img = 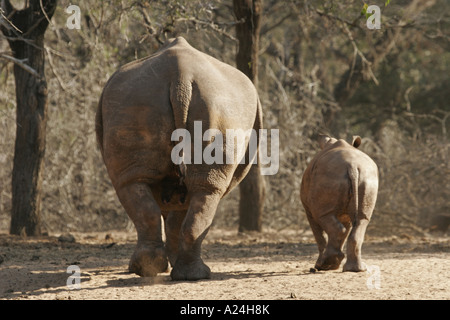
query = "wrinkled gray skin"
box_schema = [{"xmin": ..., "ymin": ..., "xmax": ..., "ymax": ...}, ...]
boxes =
[
  {"xmin": 96, "ymin": 37, "xmax": 262, "ymax": 280},
  {"xmin": 300, "ymin": 135, "xmax": 378, "ymax": 272}
]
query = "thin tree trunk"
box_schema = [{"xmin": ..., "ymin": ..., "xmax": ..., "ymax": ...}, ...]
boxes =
[
  {"xmin": 1, "ymin": 0, "xmax": 57, "ymax": 236},
  {"xmin": 233, "ymin": 0, "xmax": 265, "ymax": 232}
]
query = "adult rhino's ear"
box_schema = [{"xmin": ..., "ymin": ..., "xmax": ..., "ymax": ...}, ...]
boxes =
[
  {"xmin": 318, "ymin": 134, "xmax": 332, "ymax": 150},
  {"xmin": 352, "ymin": 135, "xmax": 362, "ymax": 148}
]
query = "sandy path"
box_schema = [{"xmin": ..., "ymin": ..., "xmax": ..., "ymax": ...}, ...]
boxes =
[{"xmin": 0, "ymin": 229, "xmax": 448, "ymax": 301}]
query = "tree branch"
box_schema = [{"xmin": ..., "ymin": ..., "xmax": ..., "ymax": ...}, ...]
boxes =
[
  {"xmin": 39, "ymin": 0, "xmax": 54, "ymax": 28},
  {"xmin": 0, "ymin": 0, "xmax": 14, "ymax": 16},
  {"xmin": 0, "ymin": 5, "xmax": 22, "ymax": 33},
  {"xmin": 174, "ymin": 16, "xmax": 239, "ymax": 41},
  {"xmin": 261, "ymin": 12, "xmax": 293, "ymax": 35},
  {"xmin": 0, "ymin": 52, "xmax": 41, "ymax": 78}
]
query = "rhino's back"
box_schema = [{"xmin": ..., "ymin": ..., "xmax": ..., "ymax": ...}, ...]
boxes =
[
  {"xmin": 311, "ymin": 146, "xmax": 377, "ymax": 184},
  {"xmin": 301, "ymin": 144, "xmax": 378, "ymax": 213},
  {"xmin": 102, "ymin": 37, "xmax": 257, "ymax": 129},
  {"xmin": 156, "ymin": 37, "xmax": 258, "ymax": 131},
  {"xmin": 98, "ymin": 37, "xmax": 259, "ymax": 188}
]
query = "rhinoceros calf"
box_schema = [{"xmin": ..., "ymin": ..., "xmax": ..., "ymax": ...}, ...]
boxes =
[
  {"xmin": 300, "ymin": 134, "xmax": 378, "ymax": 272},
  {"xmin": 96, "ymin": 37, "xmax": 262, "ymax": 280}
]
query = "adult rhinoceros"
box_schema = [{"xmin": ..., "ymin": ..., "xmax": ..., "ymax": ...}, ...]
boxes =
[{"xmin": 96, "ymin": 37, "xmax": 262, "ymax": 280}]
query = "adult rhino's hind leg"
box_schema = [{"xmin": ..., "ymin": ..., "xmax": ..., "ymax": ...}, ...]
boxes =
[
  {"xmin": 170, "ymin": 191, "xmax": 222, "ymax": 281},
  {"xmin": 163, "ymin": 210, "xmax": 187, "ymax": 267},
  {"xmin": 115, "ymin": 182, "xmax": 168, "ymax": 277}
]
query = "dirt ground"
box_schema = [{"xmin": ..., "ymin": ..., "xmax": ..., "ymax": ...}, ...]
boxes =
[{"xmin": 0, "ymin": 228, "xmax": 448, "ymax": 301}]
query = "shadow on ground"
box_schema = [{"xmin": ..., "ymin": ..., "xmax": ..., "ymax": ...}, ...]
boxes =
[{"xmin": 0, "ymin": 230, "xmax": 448, "ymax": 299}]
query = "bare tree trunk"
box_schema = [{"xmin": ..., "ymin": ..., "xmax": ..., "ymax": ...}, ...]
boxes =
[
  {"xmin": 1, "ymin": 0, "xmax": 57, "ymax": 236},
  {"xmin": 233, "ymin": 0, "xmax": 265, "ymax": 232}
]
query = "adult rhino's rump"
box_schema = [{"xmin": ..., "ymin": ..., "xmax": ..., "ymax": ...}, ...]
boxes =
[{"xmin": 96, "ymin": 37, "xmax": 263, "ymax": 280}]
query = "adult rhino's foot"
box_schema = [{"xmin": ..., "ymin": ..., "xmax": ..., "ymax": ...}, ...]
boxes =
[
  {"xmin": 129, "ymin": 245, "xmax": 168, "ymax": 277},
  {"xmin": 343, "ymin": 260, "xmax": 366, "ymax": 272},
  {"xmin": 170, "ymin": 257, "xmax": 211, "ymax": 281},
  {"xmin": 315, "ymin": 250, "xmax": 344, "ymax": 271}
]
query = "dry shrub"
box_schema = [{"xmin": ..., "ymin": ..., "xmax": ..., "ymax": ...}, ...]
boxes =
[{"xmin": 367, "ymin": 121, "xmax": 450, "ymax": 236}]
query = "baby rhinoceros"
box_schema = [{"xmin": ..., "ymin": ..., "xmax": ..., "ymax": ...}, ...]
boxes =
[{"xmin": 300, "ymin": 134, "xmax": 378, "ymax": 272}]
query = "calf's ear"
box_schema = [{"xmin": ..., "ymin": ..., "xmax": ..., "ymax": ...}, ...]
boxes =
[
  {"xmin": 352, "ymin": 135, "xmax": 362, "ymax": 148},
  {"xmin": 318, "ymin": 134, "xmax": 331, "ymax": 150}
]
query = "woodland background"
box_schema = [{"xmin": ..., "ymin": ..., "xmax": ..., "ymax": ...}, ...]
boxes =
[{"xmin": 0, "ymin": 0, "xmax": 449, "ymax": 237}]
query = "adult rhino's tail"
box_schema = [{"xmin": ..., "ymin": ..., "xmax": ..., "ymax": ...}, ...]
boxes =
[
  {"xmin": 95, "ymin": 89, "xmax": 105, "ymax": 158},
  {"xmin": 169, "ymin": 78, "xmax": 192, "ymax": 177},
  {"xmin": 248, "ymin": 96, "xmax": 263, "ymax": 166},
  {"xmin": 255, "ymin": 97, "xmax": 263, "ymax": 139},
  {"xmin": 169, "ymin": 78, "xmax": 192, "ymax": 132}
]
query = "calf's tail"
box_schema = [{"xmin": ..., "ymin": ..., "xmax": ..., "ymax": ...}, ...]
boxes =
[{"xmin": 348, "ymin": 166, "xmax": 359, "ymax": 223}]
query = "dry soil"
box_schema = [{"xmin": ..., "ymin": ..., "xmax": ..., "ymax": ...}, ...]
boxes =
[{"xmin": 0, "ymin": 228, "xmax": 448, "ymax": 300}]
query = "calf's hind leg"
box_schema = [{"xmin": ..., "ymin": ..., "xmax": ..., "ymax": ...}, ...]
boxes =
[
  {"xmin": 316, "ymin": 214, "xmax": 349, "ymax": 270},
  {"xmin": 343, "ymin": 219, "xmax": 369, "ymax": 272},
  {"xmin": 115, "ymin": 182, "xmax": 168, "ymax": 277},
  {"xmin": 305, "ymin": 209, "xmax": 326, "ymax": 268},
  {"xmin": 343, "ymin": 186, "xmax": 375, "ymax": 272}
]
